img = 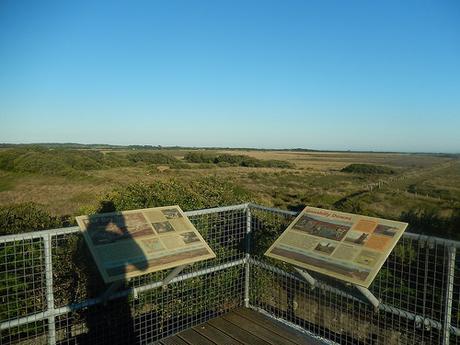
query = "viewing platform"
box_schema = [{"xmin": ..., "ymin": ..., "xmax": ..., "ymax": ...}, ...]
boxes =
[
  {"xmin": 1, "ymin": 203, "xmax": 459, "ymax": 345},
  {"xmin": 156, "ymin": 308, "xmax": 323, "ymax": 345}
]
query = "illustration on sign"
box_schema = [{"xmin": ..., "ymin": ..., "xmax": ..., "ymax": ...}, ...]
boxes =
[
  {"xmin": 76, "ymin": 206, "xmax": 216, "ymax": 283},
  {"xmin": 265, "ymin": 206, "xmax": 408, "ymax": 287}
]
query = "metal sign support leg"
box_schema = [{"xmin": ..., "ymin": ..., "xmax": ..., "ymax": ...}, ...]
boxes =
[
  {"xmin": 354, "ymin": 285, "xmax": 380, "ymax": 309},
  {"xmin": 293, "ymin": 267, "xmax": 316, "ymax": 289},
  {"xmin": 162, "ymin": 264, "xmax": 189, "ymax": 289}
]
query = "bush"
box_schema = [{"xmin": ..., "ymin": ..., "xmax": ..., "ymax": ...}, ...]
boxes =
[
  {"xmin": 341, "ymin": 163, "xmax": 395, "ymax": 175},
  {"xmin": 95, "ymin": 176, "xmax": 252, "ymax": 212},
  {"xmin": 0, "ymin": 203, "xmax": 68, "ymax": 334},
  {"xmin": 0, "ymin": 148, "xmax": 130, "ymax": 176},
  {"xmin": 400, "ymin": 207, "xmax": 460, "ymax": 240},
  {"xmin": 406, "ymin": 183, "xmax": 452, "ymax": 199},
  {"xmin": 183, "ymin": 152, "xmax": 215, "ymax": 164},
  {"xmin": 126, "ymin": 152, "xmax": 179, "ymax": 165},
  {"xmin": 183, "ymin": 152, "xmax": 294, "ymax": 169},
  {"xmin": 0, "ymin": 203, "xmax": 63, "ymax": 235}
]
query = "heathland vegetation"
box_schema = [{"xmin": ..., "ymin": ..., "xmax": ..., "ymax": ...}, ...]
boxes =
[
  {"xmin": 341, "ymin": 163, "xmax": 395, "ymax": 175},
  {"xmin": 0, "ymin": 145, "xmax": 459, "ymax": 239},
  {"xmin": 1, "ymin": 145, "xmax": 459, "ymax": 343}
]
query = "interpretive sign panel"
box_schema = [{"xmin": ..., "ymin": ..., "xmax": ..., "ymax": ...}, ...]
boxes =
[
  {"xmin": 76, "ymin": 206, "xmax": 216, "ymax": 283},
  {"xmin": 265, "ymin": 206, "xmax": 408, "ymax": 287}
]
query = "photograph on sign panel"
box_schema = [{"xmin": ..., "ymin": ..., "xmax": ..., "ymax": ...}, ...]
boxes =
[
  {"xmin": 314, "ymin": 240, "xmax": 337, "ymax": 255},
  {"xmin": 292, "ymin": 214, "xmax": 351, "ymax": 241},
  {"xmin": 84, "ymin": 214, "xmax": 154, "ymax": 246},
  {"xmin": 374, "ymin": 224, "xmax": 398, "ymax": 237},
  {"xmin": 344, "ymin": 230, "xmax": 370, "ymax": 246},
  {"xmin": 152, "ymin": 221, "xmax": 175, "ymax": 233},
  {"xmin": 180, "ymin": 231, "xmax": 201, "ymax": 244},
  {"xmin": 162, "ymin": 208, "xmax": 183, "ymax": 219},
  {"xmin": 270, "ymin": 246, "xmax": 370, "ymax": 282}
]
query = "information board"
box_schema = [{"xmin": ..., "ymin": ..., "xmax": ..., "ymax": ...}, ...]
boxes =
[
  {"xmin": 265, "ymin": 206, "xmax": 408, "ymax": 287},
  {"xmin": 76, "ymin": 206, "xmax": 216, "ymax": 283}
]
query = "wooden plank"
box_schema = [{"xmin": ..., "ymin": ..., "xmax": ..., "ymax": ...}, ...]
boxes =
[
  {"xmin": 159, "ymin": 335, "xmax": 190, "ymax": 345},
  {"xmin": 223, "ymin": 312, "xmax": 298, "ymax": 345},
  {"xmin": 208, "ymin": 317, "xmax": 271, "ymax": 345},
  {"xmin": 193, "ymin": 323, "xmax": 242, "ymax": 345},
  {"xmin": 178, "ymin": 328, "xmax": 216, "ymax": 345},
  {"xmin": 233, "ymin": 309, "xmax": 316, "ymax": 345}
]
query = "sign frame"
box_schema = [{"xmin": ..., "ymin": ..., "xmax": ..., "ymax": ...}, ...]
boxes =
[
  {"xmin": 76, "ymin": 205, "xmax": 216, "ymax": 283},
  {"xmin": 265, "ymin": 206, "xmax": 408, "ymax": 288}
]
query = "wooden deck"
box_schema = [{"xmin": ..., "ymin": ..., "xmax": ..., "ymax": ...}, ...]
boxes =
[{"xmin": 156, "ymin": 308, "xmax": 324, "ymax": 345}]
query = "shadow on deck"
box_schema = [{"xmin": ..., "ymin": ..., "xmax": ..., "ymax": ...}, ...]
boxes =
[{"xmin": 156, "ymin": 308, "xmax": 326, "ymax": 345}]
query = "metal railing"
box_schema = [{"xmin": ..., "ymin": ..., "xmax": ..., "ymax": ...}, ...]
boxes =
[{"xmin": 1, "ymin": 204, "xmax": 459, "ymax": 345}]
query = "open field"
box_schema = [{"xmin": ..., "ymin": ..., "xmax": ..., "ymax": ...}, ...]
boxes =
[{"xmin": 0, "ymin": 146, "xmax": 459, "ymax": 237}]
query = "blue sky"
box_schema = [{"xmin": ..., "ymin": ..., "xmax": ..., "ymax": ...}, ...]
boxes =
[{"xmin": 0, "ymin": 1, "xmax": 459, "ymax": 152}]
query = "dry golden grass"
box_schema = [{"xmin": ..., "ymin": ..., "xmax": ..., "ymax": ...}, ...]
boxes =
[
  {"xmin": 0, "ymin": 149, "xmax": 457, "ymax": 218},
  {"xmin": 216, "ymin": 150, "xmax": 450, "ymax": 171}
]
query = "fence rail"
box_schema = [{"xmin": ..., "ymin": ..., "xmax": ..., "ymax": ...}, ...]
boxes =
[{"xmin": 1, "ymin": 203, "xmax": 459, "ymax": 345}]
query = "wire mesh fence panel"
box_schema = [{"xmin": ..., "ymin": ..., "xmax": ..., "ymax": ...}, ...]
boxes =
[
  {"xmin": 1, "ymin": 320, "xmax": 48, "ymax": 345},
  {"xmin": 0, "ymin": 238, "xmax": 48, "ymax": 345},
  {"xmin": 1, "ymin": 204, "xmax": 459, "ymax": 345},
  {"xmin": 248, "ymin": 205, "xmax": 459, "ymax": 345},
  {"xmin": 1, "ymin": 206, "xmax": 248, "ymax": 345},
  {"xmin": 449, "ymin": 248, "xmax": 460, "ymax": 345}
]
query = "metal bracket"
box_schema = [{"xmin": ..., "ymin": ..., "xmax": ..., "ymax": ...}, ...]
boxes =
[
  {"xmin": 354, "ymin": 284, "xmax": 380, "ymax": 310},
  {"xmin": 292, "ymin": 266, "xmax": 378, "ymax": 308},
  {"xmin": 293, "ymin": 267, "xmax": 316, "ymax": 289},
  {"xmin": 161, "ymin": 264, "xmax": 189, "ymax": 289},
  {"xmin": 102, "ymin": 265, "xmax": 190, "ymax": 304}
]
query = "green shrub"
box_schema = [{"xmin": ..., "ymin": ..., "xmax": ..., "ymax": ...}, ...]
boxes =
[
  {"xmin": 0, "ymin": 203, "xmax": 66, "ymax": 335},
  {"xmin": 183, "ymin": 152, "xmax": 215, "ymax": 163},
  {"xmin": 400, "ymin": 207, "xmax": 460, "ymax": 240},
  {"xmin": 341, "ymin": 163, "xmax": 395, "ymax": 174},
  {"xmin": 407, "ymin": 183, "xmax": 452, "ymax": 199},
  {"xmin": 127, "ymin": 152, "xmax": 179, "ymax": 165},
  {"xmin": 0, "ymin": 203, "xmax": 63, "ymax": 235},
  {"xmin": 96, "ymin": 176, "xmax": 252, "ymax": 212},
  {"xmin": 0, "ymin": 148, "xmax": 130, "ymax": 176},
  {"xmin": 184, "ymin": 152, "xmax": 294, "ymax": 169}
]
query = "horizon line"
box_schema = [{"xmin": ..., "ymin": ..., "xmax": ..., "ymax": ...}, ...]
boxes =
[{"xmin": 0, "ymin": 142, "xmax": 458, "ymax": 156}]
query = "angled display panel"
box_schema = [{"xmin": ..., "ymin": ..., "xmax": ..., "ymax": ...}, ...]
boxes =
[
  {"xmin": 76, "ymin": 205, "xmax": 216, "ymax": 283},
  {"xmin": 265, "ymin": 206, "xmax": 408, "ymax": 287}
]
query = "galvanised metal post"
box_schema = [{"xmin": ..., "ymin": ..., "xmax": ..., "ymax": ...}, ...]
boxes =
[
  {"xmin": 43, "ymin": 234, "xmax": 56, "ymax": 345},
  {"xmin": 442, "ymin": 245, "xmax": 456, "ymax": 345},
  {"xmin": 244, "ymin": 206, "xmax": 251, "ymax": 308}
]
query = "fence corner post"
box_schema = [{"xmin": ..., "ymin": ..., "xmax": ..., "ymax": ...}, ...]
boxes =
[
  {"xmin": 43, "ymin": 234, "xmax": 56, "ymax": 345},
  {"xmin": 442, "ymin": 245, "xmax": 456, "ymax": 345},
  {"xmin": 244, "ymin": 205, "xmax": 252, "ymax": 308}
]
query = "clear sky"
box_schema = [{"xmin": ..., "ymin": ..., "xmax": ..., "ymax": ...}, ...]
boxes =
[{"xmin": 0, "ymin": 1, "xmax": 459, "ymax": 152}]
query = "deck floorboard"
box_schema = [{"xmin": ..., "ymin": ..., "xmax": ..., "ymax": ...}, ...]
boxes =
[{"xmin": 156, "ymin": 308, "xmax": 324, "ymax": 345}]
